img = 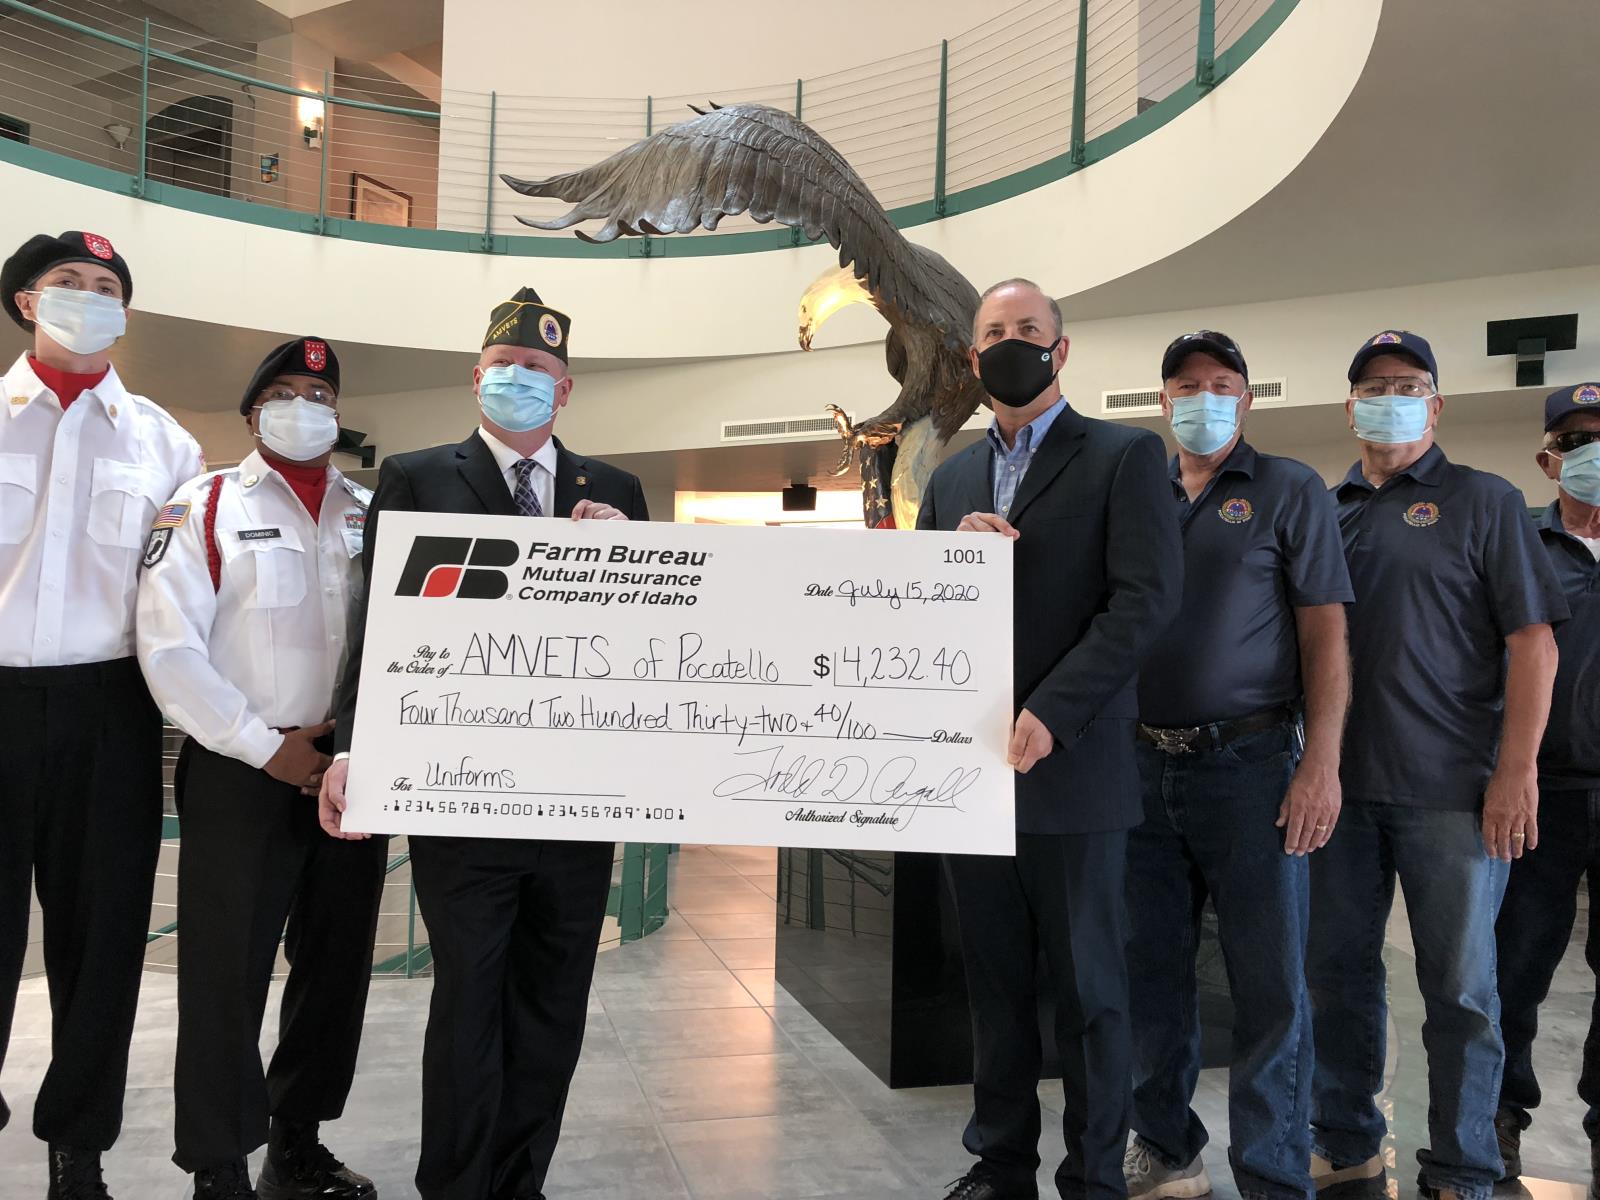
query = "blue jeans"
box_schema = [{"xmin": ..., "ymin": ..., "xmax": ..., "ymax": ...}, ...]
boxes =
[
  {"xmin": 1128, "ymin": 722, "xmax": 1312, "ymax": 1200},
  {"xmin": 1494, "ymin": 787, "xmax": 1600, "ymax": 1143},
  {"xmin": 1307, "ymin": 802, "xmax": 1509, "ymax": 1200}
]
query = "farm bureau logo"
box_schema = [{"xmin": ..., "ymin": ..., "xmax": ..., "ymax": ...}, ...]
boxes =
[{"xmin": 396, "ymin": 536, "xmax": 519, "ymax": 599}]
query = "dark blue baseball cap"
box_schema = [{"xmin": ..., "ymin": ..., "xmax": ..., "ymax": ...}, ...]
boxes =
[
  {"xmin": 1161, "ymin": 329, "xmax": 1249, "ymax": 383},
  {"xmin": 1544, "ymin": 382, "xmax": 1600, "ymax": 431},
  {"xmin": 1347, "ymin": 329, "xmax": 1438, "ymax": 386}
]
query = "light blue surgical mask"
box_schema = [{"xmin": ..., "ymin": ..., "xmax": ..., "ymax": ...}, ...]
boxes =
[
  {"xmin": 1169, "ymin": 392, "xmax": 1240, "ymax": 455},
  {"xmin": 1558, "ymin": 441, "xmax": 1600, "ymax": 507},
  {"xmin": 478, "ymin": 364, "xmax": 556, "ymax": 432},
  {"xmin": 1352, "ymin": 395, "xmax": 1432, "ymax": 444}
]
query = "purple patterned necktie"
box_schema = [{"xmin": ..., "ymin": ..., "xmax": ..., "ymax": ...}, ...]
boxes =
[{"xmin": 512, "ymin": 458, "xmax": 543, "ymax": 517}]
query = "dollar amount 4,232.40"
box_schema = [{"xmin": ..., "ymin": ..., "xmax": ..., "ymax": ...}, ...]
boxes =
[{"xmin": 812, "ymin": 646, "xmax": 973, "ymax": 688}]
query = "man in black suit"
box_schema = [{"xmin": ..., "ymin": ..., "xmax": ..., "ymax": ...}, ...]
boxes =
[
  {"xmin": 919, "ymin": 279, "xmax": 1182, "ymax": 1200},
  {"xmin": 318, "ymin": 288, "xmax": 647, "ymax": 1200}
]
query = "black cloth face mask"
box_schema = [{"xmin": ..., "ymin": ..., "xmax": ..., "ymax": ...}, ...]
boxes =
[{"xmin": 978, "ymin": 337, "xmax": 1061, "ymax": 408}]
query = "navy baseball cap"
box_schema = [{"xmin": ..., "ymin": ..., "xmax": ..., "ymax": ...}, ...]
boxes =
[
  {"xmin": 1543, "ymin": 382, "xmax": 1600, "ymax": 431},
  {"xmin": 1348, "ymin": 330, "xmax": 1437, "ymax": 386},
  {"xmin": 1161, "ymin": 329, "xmax": 1248, "ymax": 382}
]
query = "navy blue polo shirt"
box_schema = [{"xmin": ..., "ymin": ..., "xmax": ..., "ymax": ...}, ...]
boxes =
[
  {"xmin": 1536, "ymin": 501, "xmax": 1600, "ymax": 792},
  {"xmin": 1334, "ymin": 445, "xmax": 1569, "ymax": 809},
  {"xmin": 1138, "ymin": 441, "xmax": 1353, "ymax": 727}
]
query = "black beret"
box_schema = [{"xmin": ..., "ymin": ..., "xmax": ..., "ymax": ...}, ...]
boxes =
[
  {"xmin": 2, "ymin": 231, "xmax": 133, "ymax": 331},
  {"xmin": 240, "ymin": 337, "xmax": 341, "ymax": 415},
  {"xmin": 482, "ymin": 286, "xmax": 570, "ymax": 363}
]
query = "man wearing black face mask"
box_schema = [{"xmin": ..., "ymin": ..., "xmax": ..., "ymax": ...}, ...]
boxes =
[{"xmin": 918, "ymin": 278, "xmax": 1182, "ymax": 1200}]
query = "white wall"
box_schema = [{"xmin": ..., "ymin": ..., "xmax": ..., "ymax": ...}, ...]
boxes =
[
  {"xmin": 333, "ymin": 260, "xmax": 1600, "ymax": 519},
  {"xmin": 337, "ymin": 261, "xmax": 1600, "ymax": 454},
  {"xmin": 439, "ymin": 0, "xmax": 984, "ymax": 100}
]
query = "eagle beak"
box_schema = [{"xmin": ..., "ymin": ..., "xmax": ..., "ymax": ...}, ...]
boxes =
[{"xmin": 796, "ymin": 265, "xmax": 872, "ymax": 352}]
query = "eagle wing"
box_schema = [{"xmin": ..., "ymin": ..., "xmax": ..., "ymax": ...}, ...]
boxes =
[{"xmin": 501, "ymin": 103, "xmax": 975, "ymax": 351}]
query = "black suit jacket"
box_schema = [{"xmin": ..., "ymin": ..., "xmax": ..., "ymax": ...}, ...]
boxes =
[
  {"xmin": 917, "ymin": 404, "xmax": 1181, "ymax": 835},
  {"xmin": 333, "ymin": 431, "xmax": 649, "ymax": 754}
]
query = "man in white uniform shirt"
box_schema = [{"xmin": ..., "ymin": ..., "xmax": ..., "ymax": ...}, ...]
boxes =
[
  {"xmin": 0, "ymin": 230, "xmax": 203, "ymax": 1200},
  {"xmin": 137, "ymin": 338, "xmax": 383, "ymax": 1200}
]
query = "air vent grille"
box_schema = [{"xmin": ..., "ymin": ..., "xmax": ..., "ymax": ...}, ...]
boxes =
[
  {"xmin": 1102, "ymin": 388, "xmax": 1161, "ymax": 413},
  {"xmin": 1100, "ymin": 378, "xmax": 1287, "ymax": 415},
  {"xmin": 721, "ymin": 413, "xmax": 849, "ymax": 442}
]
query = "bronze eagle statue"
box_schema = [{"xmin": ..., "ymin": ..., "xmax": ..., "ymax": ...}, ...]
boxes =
[{"xmin": 501, "ymin": 102, "xmax": 987, "ymax": 528}]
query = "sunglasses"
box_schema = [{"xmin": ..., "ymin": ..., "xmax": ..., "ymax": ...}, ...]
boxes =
[{"xmin": 1548, "ymin": 430, "xmax": 1600, "ymax": 455}]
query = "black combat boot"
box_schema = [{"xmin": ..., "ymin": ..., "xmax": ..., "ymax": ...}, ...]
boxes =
[
  {"xmin": 46, "ymin": 1146, "xmax": 111, "ymax": 1200},
  {"xmin": 257, "ymin": 1119, "xmax": 376, "ymax": 1200}
]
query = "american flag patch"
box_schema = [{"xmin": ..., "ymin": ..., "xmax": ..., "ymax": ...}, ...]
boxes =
[{"xmin": 152, "ymin": 501, "xmax": 191, "ymax": 529}]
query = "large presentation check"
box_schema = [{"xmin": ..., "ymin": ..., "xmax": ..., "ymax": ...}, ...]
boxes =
[{"xmin": 343, "ymin": 512, "xmax": 1015, "ymax": 854}]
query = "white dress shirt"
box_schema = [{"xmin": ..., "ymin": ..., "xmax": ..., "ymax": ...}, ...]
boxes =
[
  {"xmin": 136, "ymin": 450, "xmax": 369, "ymax": 769},
  {"xmin": 0, "ymin": 354, "xmax": 204, "ymax": 667},
  {"xmin": 477, "ymin": 426, "xmax": 557, "ymax": 515}
]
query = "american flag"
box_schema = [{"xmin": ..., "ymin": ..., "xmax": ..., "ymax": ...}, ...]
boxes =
[{"xmin": 153, "ymin": 501, "xmax": 190, "ymax": 528}]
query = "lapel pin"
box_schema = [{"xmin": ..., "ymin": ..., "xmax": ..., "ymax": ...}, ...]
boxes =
[{"xmin": 576, "ymin": 475, "xmax": 588, "ymax": 486}]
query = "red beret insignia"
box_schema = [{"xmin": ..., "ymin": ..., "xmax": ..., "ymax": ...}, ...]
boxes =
[
  {"xmin": 82, "ymin": 233, "xmax": 115, "ymax": 261},
  {"xmin": 304, "ymin": 339, "xmax": 328, "ymax": 371}
]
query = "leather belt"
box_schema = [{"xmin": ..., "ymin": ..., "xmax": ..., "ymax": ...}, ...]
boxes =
[{"xmin": 1137, "ymin": 703, "xmax": 1299, "ymax": 756}]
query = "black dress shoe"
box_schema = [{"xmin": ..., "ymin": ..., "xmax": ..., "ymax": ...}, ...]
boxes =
[
  {"xmin": 195, "ymin": 1160, "xmax": 257, "ymax": 1199},
  {"xmin": 47, "ymin": 1146, "xmax": 111, "ymax": 1200},
  {"xmin": 940, "ymin": 1167, "xmax": 1038, "ymax": 1200},
  {"xmin": 258, "ymin": 1120, "xmax": 376, "ymax": 1200},
  {"xmin": 1494, "ymin": 1110, "xmax": 1522, "ymax": 1181}
]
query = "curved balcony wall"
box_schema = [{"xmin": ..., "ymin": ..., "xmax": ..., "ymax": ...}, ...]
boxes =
[{"xmin": 0, "ymin": 0, "xmax": 1376, "ymax": 362}]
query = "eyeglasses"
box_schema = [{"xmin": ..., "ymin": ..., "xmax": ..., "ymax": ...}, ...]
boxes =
[
  {"xmin": 256, "ymin": 386, "xmax": 336, "ymax": 407},
  {"xmin": 1547, "ymin": 430, "xmax": 1600, "ymax": 455},
  {"xmin": 1351, "ymin": 376, "xmax": 1435, "ymax": 399}
]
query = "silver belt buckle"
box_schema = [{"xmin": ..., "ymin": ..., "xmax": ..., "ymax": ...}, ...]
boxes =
[{"xmin": 1147, "ymin": 725, "xmax": 1201, "ymax": 755}]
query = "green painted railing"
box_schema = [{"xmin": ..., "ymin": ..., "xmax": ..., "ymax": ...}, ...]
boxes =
[{"xmin": 0, "ymin": 0, "xmax": 1298, "ymax": 258}]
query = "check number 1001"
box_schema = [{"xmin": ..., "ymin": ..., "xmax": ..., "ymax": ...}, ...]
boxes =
[{"xmin": 944, "ymin": 548, "xmax": 986, "ymax": 564}]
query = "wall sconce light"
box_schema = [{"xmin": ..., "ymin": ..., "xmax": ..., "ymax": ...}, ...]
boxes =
[
  {"xmin": 297, "ymin": 95, "xmax": 324, "ymax": 149},
  {"xmin": 103, "ymin": 121, "xmax": 132, "ymax": 150}
]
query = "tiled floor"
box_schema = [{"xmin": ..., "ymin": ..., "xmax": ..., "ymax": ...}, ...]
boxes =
[{"xmin": 0, "ymin": 844, "xmax": 1594, "ymax": 1199}]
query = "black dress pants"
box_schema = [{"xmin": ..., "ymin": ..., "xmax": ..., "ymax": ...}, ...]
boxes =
[
  {"xmin": 1495, "ymin": 786, "xmax": 1600, "ymax": 1143},
  {"xmin": 171, "ymin": 739, "xmax": 388, "ymax": 1172},
  {"xmin": 409, "ymin": 834, "xmax": 615, "ymax": 1200},
  {"xmin": 945, "ymin": 830, "xmax": 1133, "ymax": 1200},
  {"xmin": 0, "ymin": 657, "xmax": 164, "ymax": 1150}
]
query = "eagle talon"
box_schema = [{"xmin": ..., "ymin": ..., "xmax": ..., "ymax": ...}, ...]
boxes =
[{"xmin": 826, "ymin": 405, "xmax": 903, "ymax": 476}]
